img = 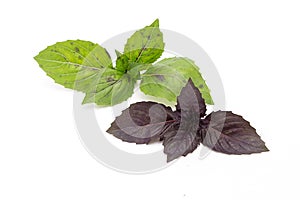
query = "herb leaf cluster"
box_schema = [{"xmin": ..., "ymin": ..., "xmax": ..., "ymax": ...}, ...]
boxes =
[
  {"xmin": 107, "ymin": 79, "xmax": 269, "ymax": 162},
  {"xmin": 34, "ymin": 19, "xmax": 213, "ymax": 106}
]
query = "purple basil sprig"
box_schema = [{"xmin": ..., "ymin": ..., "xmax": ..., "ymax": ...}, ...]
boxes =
[{"xmin": 107, "ymin": 79, "xmax": 269, "ymax": 162}]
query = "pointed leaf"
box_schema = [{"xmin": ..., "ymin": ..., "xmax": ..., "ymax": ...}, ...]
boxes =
[
  {"xmin": 82, "ymin": 68, "xmax": 138, "ymax": 106},
  {"xmin": 162, "ymin": 80, "xmax": 203, "ymax": 162},
  {"xmin": 34, "ymin": 40, "xmax": 114, "ymax": 92},
  {"xmin": 140, "ymin": 57, "xmax": 213, "ymax": 104},
  {"xmin": 163, "ymin": 110, "xmax": 201, "ymax": 162},
  {"xmin": 115, "ymin": 50, "xmax": 130, "ymax": 73},
  {"xmin": 176, "ymin": 78, "xmax": 207, "ymax": 118},
  {"xmin": 107, "ymin": 102, "xmax": 177, "ymax": 144},
  {"xmin": 200, "ymin": 111, "xmax": 269, "ymax": 154},
  {"xmin": 124, "ymin": 19, "xmax": 164, "ymax": 64}
]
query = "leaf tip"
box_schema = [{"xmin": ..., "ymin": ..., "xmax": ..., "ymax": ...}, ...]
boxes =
[
  {"xmin": 187, "ymin": 77, "xmax": 193, "ymax": 85},
  {"xmin": 166, "ymin": 157, "xmax": 173, "ymax": 163},
  {"xmin": 263, "ymin": 145, "xmax": 270, "ymax": 152},
  {"xmin": 115, "ymin": 49, "xmax": 122, "ymax": 57},
  {"xmin": 106, "ymin": 124, "xmax": 114, "ymax": 134},
  {"xmin": 150, "ymin": 18, "xmax": 159, "ymax": 27},
  {"xmin": 166, "ymin": 155, "xmax": 176, "ymax": 163},
  {"xmin": 33, "ymin": 53, "xmax": 41, "ymax": 63},
  {"xmin": 81, "ymin": 96, "xmax": 92, "ymax": 105}
]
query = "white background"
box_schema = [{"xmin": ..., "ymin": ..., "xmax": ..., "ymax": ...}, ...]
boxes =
[{"xmin": 1, "ymin": 0, "xmax": 299, "ymax": 199}]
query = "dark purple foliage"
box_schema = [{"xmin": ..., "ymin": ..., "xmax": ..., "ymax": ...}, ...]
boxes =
[
  {"xmin": 107, "ymin": 78, "xmax": 268, "ymax": 162},
  {"xmin": 199, "ymin": 111, "xmax": 269, "ymax": 154},
  {"xmin": 107, "ymin": 102, "xmax": 177, "ymax": 144}
]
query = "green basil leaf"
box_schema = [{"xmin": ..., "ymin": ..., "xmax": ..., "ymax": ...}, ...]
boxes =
[
  {"xmin": 82, "ymin": 68, "xmax": 139, "ymax": 106},
  {"xmin": 34, "ymin": 40, "xmax": 114, "ymax": 92},
  {"xmin": 115, "ymin": 50, "xmax": 130, "ymax": 73},
  {"xmin": 124, "ymin": 19, "xmax": 164, "ymax": 64},
  {"xmin": 140, "ymin": 57, "xmax": 214, "ymax": 104}
]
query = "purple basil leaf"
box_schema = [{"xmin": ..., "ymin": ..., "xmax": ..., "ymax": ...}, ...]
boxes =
[
  {"xmin": 163, "ymin": 79, "xmax": 205, "ymax": 162},
  {"xmin": 176, "ymin": 78, "xmax": 206, "ymax": 118},
  {"xmin": 163, "ymin": 109, "xmax": 201, "ymax": 162},
  {"xmin": 199, "ymin": 111, "xmax": 269, "ymax": 154},
  {"xmin": 107, "ymin": 102, "xmax": 178, "ymax": 144}
]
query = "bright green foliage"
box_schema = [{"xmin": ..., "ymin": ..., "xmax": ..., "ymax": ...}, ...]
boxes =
[
  {"xmin": 35, "ymin": 19, "xmax": 213, "ymax": 106},
  {"xmin": 34, "ymin": 40, "xmax": 113, "ymax": 92},
  {"xmin": 115, "ymin": 50, "xmax": 130, "ymax": 73},
  {"xmin": 140, "ymin": 57, "xmax": 213, "ymax": 104},
  {"xmin": 124, "ymin": 19, "xmax": 164, "ymax": 64},
  {"xmin": 82, "ymin": 69, "xmax": 138, "ymax": 106}
]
